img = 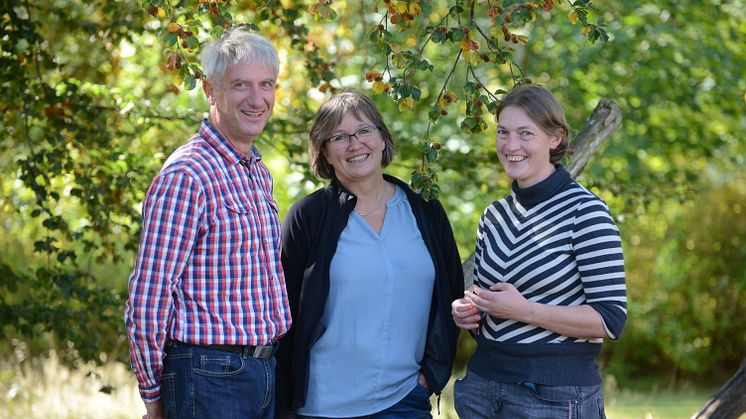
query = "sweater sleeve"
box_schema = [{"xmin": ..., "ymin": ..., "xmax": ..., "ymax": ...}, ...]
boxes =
[
  {"xmin": 473, "ymin": 206, "xmax": 489, "ymax": 288},
  {"xmin": 571, "ymin": 198, "xmax": 628, "ymax": 340}
]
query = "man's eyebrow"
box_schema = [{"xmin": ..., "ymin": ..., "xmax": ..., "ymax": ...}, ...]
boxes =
[{"xmin": 228, "ymin": 77, "xmax": 276, "ymax": 83}]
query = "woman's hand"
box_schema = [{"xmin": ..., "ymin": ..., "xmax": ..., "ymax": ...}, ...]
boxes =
[
  {"xmin": 466, "ymin": 282, "xmax": 531, "ymax": 321},
  {"xmin": 451, "ymin": 294, "xmax": 482, "ymax": 330},
  {"xmin": 468, "ymin": 282, "xmax": 609, "ymax": 339},
  {"xmin": 417, "ymin": 373, "xmax": 431, "ymax": 392}
]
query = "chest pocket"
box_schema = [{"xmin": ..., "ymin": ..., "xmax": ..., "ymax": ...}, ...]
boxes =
[
  {"xmin": 207, "ymin": 193, "xmax": 253, "ymax": 255},
  {"xmin": 223, "ymin": 196, "xmax": 251, "ymax": 215}
]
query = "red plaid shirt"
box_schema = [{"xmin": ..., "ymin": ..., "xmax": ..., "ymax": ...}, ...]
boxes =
[{"xmin": 125, "ymin": 120, "xmax": 291, "ymax": 402}]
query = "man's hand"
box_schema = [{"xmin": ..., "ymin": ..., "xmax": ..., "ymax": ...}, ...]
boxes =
[{"xmin": 143, "ymin": 400, "xmax": 164, "ymax": 419}]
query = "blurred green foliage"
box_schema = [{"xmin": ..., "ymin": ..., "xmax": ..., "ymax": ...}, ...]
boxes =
[{"xmin": 1, "ymin": 0, "xmax": 744, "ymax": 388}]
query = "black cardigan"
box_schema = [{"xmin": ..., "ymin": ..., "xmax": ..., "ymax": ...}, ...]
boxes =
[{"xmin": 275, "ymin": 174, "xmax": 464, "ymax": 416}]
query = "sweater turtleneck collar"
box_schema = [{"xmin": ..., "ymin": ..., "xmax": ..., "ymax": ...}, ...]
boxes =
[{"xmin": 511, "ymin": 165, "xmax": 572, "ymax": 208}]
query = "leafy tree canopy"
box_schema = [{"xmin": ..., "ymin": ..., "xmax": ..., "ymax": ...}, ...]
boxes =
[{"xmin": 1, "ymin": 0, "xmax": 744, "ymax": 383}]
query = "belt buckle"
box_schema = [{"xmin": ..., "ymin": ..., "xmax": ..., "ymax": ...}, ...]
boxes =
[{"xmin": 251, "ymin": 342, "xmax": 276, "ymax": 359}]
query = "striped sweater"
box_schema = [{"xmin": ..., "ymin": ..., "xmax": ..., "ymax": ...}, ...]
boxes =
[{"xmin": 468, "ymin": 166, "xmax": 627, "ymax": 385}]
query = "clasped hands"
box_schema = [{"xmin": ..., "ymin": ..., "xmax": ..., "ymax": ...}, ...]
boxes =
[{"xmin": 451, "ymin": 282, "xmax": 531, "ymax": 330}]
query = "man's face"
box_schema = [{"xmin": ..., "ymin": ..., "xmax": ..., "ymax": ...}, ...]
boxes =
[{"xmin": 204, "ymin": 61, "xmax": 276, "ymax": 151}]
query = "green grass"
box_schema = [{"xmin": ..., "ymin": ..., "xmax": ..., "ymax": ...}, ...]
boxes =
[{"xmin": 605, "ymin": 387, "xmax": 714, "ymax": 419}]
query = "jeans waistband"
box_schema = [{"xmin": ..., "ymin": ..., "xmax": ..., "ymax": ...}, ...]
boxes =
[{"xmin": 166, "ymin": 339, "xmax": 278, "ymax": 359}]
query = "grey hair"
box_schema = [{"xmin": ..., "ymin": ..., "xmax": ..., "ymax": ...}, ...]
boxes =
[
  {"xmin": 200, "ymin": 27, "xmax": 279, "ymax": 85},
  {"xmin": 309, "ymin": 91, "xmax": 395, "ymax": 180}
]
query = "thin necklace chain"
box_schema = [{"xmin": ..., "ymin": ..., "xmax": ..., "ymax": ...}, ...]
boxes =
[{"xmin": 356, "ymin": 181, "xmax": 388, "ymax": 216}]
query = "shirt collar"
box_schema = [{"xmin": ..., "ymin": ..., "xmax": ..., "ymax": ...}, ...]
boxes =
[{"xmin": 199, "ymin": 119, "xmax": 263, "ymax": 166}]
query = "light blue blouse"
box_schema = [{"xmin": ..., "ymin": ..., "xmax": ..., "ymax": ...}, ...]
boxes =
[{"xmin": 297, "ymin": 184, "xmax": 436, "ymax": 417}]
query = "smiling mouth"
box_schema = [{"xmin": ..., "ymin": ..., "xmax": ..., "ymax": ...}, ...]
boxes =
[
  {"xmin": 347, "ymin": 153, "xmax": 369, "ymax": 163},
  {"xmin": 241, "ymin": 110, "xmax": 264, "ymax": 117},
  {"xmin": 506, "ymin": 154, "xmax": 527, "ymax": 162}
]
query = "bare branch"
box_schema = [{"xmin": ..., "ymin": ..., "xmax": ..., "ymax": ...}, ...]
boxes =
[{"xmin": 566, "ymin": 99, "xmax": 623, "ymax": 178}]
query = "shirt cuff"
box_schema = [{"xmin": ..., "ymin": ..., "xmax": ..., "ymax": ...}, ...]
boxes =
[{"xmin": 139, "ymin": 383, "xmax": 161, "ymax": 403}]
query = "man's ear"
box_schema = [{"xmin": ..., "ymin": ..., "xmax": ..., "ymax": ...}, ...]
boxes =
[{"xmin": 203, "ymin": 80, "xmax": 215, "ymax": 105}]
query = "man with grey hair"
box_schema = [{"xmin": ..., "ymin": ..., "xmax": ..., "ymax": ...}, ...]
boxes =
[{"xmin": 125, "ymin": 27, "xmax": 291, "ymax": 419}]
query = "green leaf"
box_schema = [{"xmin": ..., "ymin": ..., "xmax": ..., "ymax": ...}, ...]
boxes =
[
  {"xmin": 183, "ymin": 75, "xmax": 197, "ymax": 90},
  {"xmin": 431, "ymin": 29, "xmax": 445, "ymax": 43},
  {"xmin": 163, "ymin": 32, "xmax": 177, "ymax": 46}
]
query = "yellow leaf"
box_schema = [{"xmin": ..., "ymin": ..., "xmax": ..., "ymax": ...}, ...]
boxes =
[
  {"xmin": 395, "ymin": 2, "xmax": 408, "ymax": 14},
  {"xmin": 398, "ymin": 97, "xmax": 414, "ymax": 111},
  {"xmin": 409, "ymin": 3, "xmax": 421, "ymax": 15},
  {"xmin": 581, "ymin": 25, "xmax": 591, "ymax": 36},
  {"xmin": 515, "ymin": 35, "xmax": 529, "ymax": 45},
  {"xmin": 466, "ymin": 50, "xmax": 482, "ymax": 67},
  {"xmin": 569, "ymin": 10, "xmax": 578, "ymax": 25},
  {"xmin": 373, "ymin": 80, "xmax": 386, "ymax": 94},
  {"xmin": 167, "ymin": 22, "xmax": 180, "ymax": 33},
  {"xmin": 157, "ymin": 7, "xmax": 166, "ymax": 18},
  {"xmin": 460, "ymin": 39, "xmax": 470, "ymax": 53}
]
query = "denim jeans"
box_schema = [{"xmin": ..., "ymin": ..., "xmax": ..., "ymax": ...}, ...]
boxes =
[
  {"xmin": 161, "ymin": 343, "xmax": 276, "ymax": 419},
  {"xmin": 298, "ymin": 382, "xmax": 432, "ymax": 419},
  {"xmin": 454, "ymin": 370, "xmax": 605, "ymax": 419}
]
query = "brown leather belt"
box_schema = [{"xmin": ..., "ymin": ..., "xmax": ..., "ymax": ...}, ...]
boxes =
[{"xmin": 166, "ymin": 339, "xmax": 278, "ymax": 359}]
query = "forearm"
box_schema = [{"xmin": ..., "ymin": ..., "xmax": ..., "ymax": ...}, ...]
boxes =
[{"xmin": 521, "ymin": 302, "xmax": 608, "ymax": 340}]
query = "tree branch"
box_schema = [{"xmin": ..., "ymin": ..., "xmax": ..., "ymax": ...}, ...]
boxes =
[
  {"xmin": 693, "ymin": 358, "xmax": 746, "ymax": 419},
  {"xmin": 566, "ymin": 99, "xmax": 623, "ymax": 178}
]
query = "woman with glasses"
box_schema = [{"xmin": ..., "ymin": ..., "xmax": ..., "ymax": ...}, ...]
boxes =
[{"xmin": 276, "ymin": 90, "xmax": 464, "ymax": 418}]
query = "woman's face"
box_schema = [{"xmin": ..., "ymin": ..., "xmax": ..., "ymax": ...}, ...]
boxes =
[
  {"xmin": 322, "ymin": 112, "xmax": 385, "ymax": 186},
  {"xmin": 496, "ymin": 106, "xmax": 561, "ymax": 188}
]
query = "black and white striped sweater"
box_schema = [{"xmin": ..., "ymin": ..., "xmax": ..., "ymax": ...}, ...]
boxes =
[{"xmin": 468, "ymin": 166, "xmax": 627, "ymax": 385}]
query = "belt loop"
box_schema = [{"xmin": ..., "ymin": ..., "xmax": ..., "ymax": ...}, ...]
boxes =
[{"xmin": 241, "ymin": 345, "xmax": 250, "ymax": 358}]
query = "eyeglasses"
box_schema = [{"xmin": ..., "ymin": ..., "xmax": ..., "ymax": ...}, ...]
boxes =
[{"xmin": 325, "ymin": 125, "xmax": 380, "ymax": 147}]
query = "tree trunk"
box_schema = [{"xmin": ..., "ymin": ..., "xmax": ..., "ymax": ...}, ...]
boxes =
[
  {"xmin": 462, "ymin": 98, "xmax": 623, "ymax": 287},
  {"xmin": 565, "ymin": 98, "xmax": 623, "ymax": 179},
  {"xmin": 693, "ymin": 358, "xmax": 746, "ymax": 419}
]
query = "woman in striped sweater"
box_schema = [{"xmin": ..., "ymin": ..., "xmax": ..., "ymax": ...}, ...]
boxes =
[{"xmin": 451, "ymin": 85, "xmax": 627, "ymax": 418}]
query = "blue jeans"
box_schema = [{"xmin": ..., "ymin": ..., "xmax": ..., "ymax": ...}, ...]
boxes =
[
  {"xmin": 298, "ymin": 382, "xmax": 432, "ymax": 419},
  {"xmin": 453, "ymin": 370, "xmax": 605, "ymax": 419},
  {"xmin": 161, "ymin": 343, "xmax": 276, "ymax": 419}
]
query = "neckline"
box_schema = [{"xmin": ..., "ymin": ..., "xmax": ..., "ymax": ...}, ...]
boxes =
[
  {"xmin": 356, "ymin": 181, "xmax": 388, "ymax": 216},
  {"xmin": 511, "ymin": 165, "xmax": 572, "ymax": 208}
]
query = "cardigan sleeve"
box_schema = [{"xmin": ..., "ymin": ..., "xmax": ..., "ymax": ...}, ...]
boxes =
[
  {"xmin": 434, "ymin": 198, "xmax": 465, "ymax": 304},
  {"xmin": 276, "ymin": 198, "xmax": 313, "ymax": 417},
  {"xmin": 571, "ymin": 198, "xmax": 628, "ymax": 340},
  {"xmin": 418, "ymin": 197, "xmax": 465, "ymax": 393}
]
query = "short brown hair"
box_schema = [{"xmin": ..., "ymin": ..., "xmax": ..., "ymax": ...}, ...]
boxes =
[
  {"xmin": 309, "ymin": 91, "xmax": 395, "ymax": 179},
  {"xmin": 496, "ymin": 85, "xmax": 570, "ymax": 164}
]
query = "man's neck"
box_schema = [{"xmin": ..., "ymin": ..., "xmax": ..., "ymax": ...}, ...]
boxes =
[{"xmin": 207, "ymin": 115, "xmax": 255, "ymax": 156}]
